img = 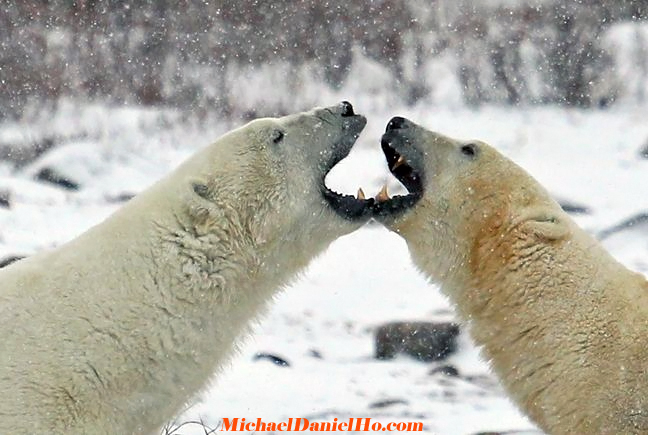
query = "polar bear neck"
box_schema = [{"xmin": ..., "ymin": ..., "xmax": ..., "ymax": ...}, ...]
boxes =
[
  {"xmin": 0, "ymin": 170, "xmax": 334, "ymax": 433},
  {"xmin": 454, "ymin": 212, "xmax": 648, "ymax": 433}
]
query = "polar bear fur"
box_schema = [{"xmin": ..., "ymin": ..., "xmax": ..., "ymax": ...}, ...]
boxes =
[
  {"xmin": 379, "ymin": 117, "xmax": 648, "ymax": 435},
  {"xmin": 0, "ymin": 104, "xmax": 367, "ymax": 434}
]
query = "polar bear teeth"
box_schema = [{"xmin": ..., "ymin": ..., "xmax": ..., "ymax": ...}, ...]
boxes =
[
  {"xmin": 391, "ymin": 156, "xmax": 406, "ymax": 171},
  {"xmin": 352, "ymin": 186, "xmax": 391, "ymax": 202},
  {"xmin": 346, "ymin": 186, "xmax": 392, "ymax": 202},
  {"xmin": 375, "ymin": 184, "xmax": 390, "ymax": 202}
]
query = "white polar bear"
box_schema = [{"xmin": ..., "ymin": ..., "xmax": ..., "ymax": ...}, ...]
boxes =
[
  {"xmin": 375, "ymin": 116, "xmax": 648, "ymax": 435},
  {"xmin": 0, "ymin": 103, "xmax": 373, "ymax": 434}
]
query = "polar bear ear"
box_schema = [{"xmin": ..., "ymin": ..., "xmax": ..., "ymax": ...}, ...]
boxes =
[
  {"xmin": 271, "ymin": 129, "xmax": 285, "ymax": 145},
  {"xmin": 521, "ymin": 212, "xmax": 570, "ymax": 241},
  {"xmin": 192, "ymin": 182, "xmax": 211, "ymax": 200},
  {"xmin": 189, "ymin": 181, "xmax": 214, "ymax": 219}
]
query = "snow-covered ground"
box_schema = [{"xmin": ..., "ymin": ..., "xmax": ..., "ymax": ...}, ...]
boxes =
[{"xmin": 1, "ymin": 101, "xmax": 647, "ymax": 434}]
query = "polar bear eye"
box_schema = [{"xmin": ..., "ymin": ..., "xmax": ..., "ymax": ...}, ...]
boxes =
[
  {"xmin": 272, "ymin": 129, "xmax": 285, "ymax": 144},
  {"xmin": 460, "ymin": 143, "xmax": 478, "ymax": 158}
]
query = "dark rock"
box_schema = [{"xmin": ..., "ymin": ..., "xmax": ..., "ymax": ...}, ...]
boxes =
[
  {"xmin": 308, "ymin": 349, "xmax": 323, "ymax": 359},
  {"xmin": 0, "ymin": 137, "xmax": 57, "ymax": 166},
  {"xmin": 253, "ymin": 352, "xmax": 290, "ymax": 367},
  {"xmin": 375, "ymin": 321, "xmax": 461, "ymax": 362},
  {"xmin": 36, "ymin": 168, "xmax": 80, "ymax": 191},
  {"xmin": 368, "ymin": 398, "xmax": 409, "ymax": 409},
  {"xmin": 0, "ymin": 134, "xmax": 87, "ymax": 167},
  {"xmin": 0, "ymin": 190, "xmax": 10, "ymax": 208},
  {"xmin": 429, "ymin": 364, "xmax": 460, "ymax": 377},
  {"xmin": 105, "ymin": 193, "xmax": 136, "ymax": 203},
  {"xmin": 640, "ymin": 142, "xmax": 648, "ymax": 159},
  {"xmin": 0, "ymin": 255, "xmax": 25, "ymax": 268},
  {"xmin": 551, "ymin": 193, "xmax": 590, "ymax": 215},
  {"xmin": 598, "ymin": 212, "xmax": 648, "ymax": 240},
  {"xmin": 552, "ymin": 194, "xmax": 590, "ymax": 214},
  {"xmin": 558, "ymin": 201, "xmax": 589, "ymax": 214}
]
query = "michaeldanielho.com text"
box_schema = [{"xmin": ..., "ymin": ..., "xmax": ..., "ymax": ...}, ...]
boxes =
[{"xmin": 221, "ymin": 417, "xmax": 424, "ymax": 432}]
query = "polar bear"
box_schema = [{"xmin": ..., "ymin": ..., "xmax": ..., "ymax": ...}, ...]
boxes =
[
  {"xmin": 376, "ymin": 116, "xmax": 648, "ymax": 434},
  {"xmin": 0, "ymin": 103, "xmax": 374, "ymax": 434}
]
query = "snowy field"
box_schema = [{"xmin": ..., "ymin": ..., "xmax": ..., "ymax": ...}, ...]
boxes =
[{"xmin": 1, "ymin": 100, "xmax": 648, "ymax": 434}]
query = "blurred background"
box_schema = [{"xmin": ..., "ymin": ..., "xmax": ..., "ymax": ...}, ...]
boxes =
[{"xmin": 3, "ymin": 0, "xmax": 648, "ymax": 123}]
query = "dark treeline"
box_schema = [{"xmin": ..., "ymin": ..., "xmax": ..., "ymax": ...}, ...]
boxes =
[{"xmin": 1, "ymin": 0, "xmax": 648, "ymax": 121}]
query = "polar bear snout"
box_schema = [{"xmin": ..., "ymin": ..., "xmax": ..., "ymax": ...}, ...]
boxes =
[
  {"xmin": 385, "ymin": 116, "xmax": 410, "ymax": 131},
  {"xmin": 319, "ymin": 102, "xmax": 375, "ymax": 221},
  {"xmin": 313, "ymin": 101, "xmax": 360, "ymax": 125},
  {"xmin": 340, "ymin": 100, "xmax": 355, "ymax": 117}
]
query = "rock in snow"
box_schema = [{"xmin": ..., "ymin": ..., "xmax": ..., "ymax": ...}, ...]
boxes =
[
  {"xmin": 0, "ymin": 255, "xmax": 25, "ymax": 268},
  {"xmin": 375, "ymin": 321, "xmax": 461, "ymax": 362},
  {"xmin": 0, "ymin": 189, "xmax": 10, "ymax": 208}
]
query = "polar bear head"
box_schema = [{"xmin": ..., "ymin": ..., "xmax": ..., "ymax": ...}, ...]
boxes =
[
  {"xmin": 181, "ymin": 102, "xmax": 373, "ymax": 280},
  {"xmin": 376, "ymin": 116, "xmax": 568, "ymax": 286}
]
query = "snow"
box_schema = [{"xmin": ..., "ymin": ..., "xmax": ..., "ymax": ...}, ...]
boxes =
[{"xmin": 1, "ymin": 99, "xmax": 648, "ymax": 434}]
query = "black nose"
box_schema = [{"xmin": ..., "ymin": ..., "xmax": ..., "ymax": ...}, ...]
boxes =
[
  {"xmin": 340, "ymin": 101, "xmax": 354, "ymax": 117},
  {"xmin": 386, "ymin": 116, "xmax": 407, "ymax": 131}
]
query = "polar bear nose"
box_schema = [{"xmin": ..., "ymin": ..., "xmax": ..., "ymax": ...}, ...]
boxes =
[
  {"xmin": 340, "ymin": 101, "xmax": 355, "ymax": 117},
  {"xmin": 386, "ymin": 116, "xmax": 408, "ymax": 131}
]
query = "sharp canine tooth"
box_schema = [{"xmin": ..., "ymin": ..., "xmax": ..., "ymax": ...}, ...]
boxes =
[
  {"xmin": 391, "ymin": 155, "xmax": 406, "ymax": 171},
  {"xmin": 357, "ymin": 188, "xmax": 366, "ymax": 200},
  {"xmin": 376, "ymin": 184, "xmax": 390, "ymax": 202}
]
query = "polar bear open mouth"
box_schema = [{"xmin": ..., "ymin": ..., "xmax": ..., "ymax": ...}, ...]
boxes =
[
  {"xmin": 321, "ymin": 168, "xmax": 374, "ymax": 221},
  {"xmin": 381, "ymin": 141, "xmax": 423, "ymax": 196},
  {"xmin": 321, "ymin": 185, "xmax": 374, "ymax": 220},
  {"xmin": 321, "ymin": 135, "xmax": 424, "ymax": 220},
  {"xmin": 372, "ymin": 137, "xmax": 424, "ymax": 216},
  {"xmin": 366, "ymin": 115, "xmax": 426, "ymax": 218},
  {"xmin": 321, "ymin": 110, "xmax": 423, "ymax": 220}
]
